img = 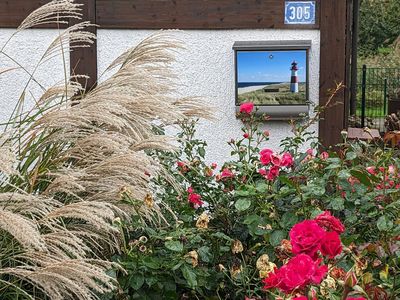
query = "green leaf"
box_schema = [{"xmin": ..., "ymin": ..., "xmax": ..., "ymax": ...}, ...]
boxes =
[
  {"xmin": 198, "ymin": 147, "xmax": 206, "ymax": 158},
  {"xmin": 338, "ymin": 170, "xmax": 351, "ymax": 180},
  {"xmin": 329, "ymin": 197, "xmax": 345, "ymax": 211},
  {"xmin": 165, "ymin": 240, "xmax": 184, "ymax": 252},
  {"xmin": 145, "ymin": 276, "xmax": 158, "ymax": 287},
  {"xmin": 198, "ymin": 246, "xmax": 212, "ymax": 263},
  {"xmin": 346, "ymin": 152, "xmax": 357, "ymax": 161},
  {"xmin": 182, "ymin": 265, "xmax": 197, "ymax": 289},
  {"xmin": 235, "ymin": 198, "xmax": 251, "ymax": 211},
  {"xmin": 377, "ymin": 215, "xmax": 394, "ymax": 232},
  {"xmin": 350, "ymin": 169, "xmax": 372, "ymax": 187},
  {"xmin": 255, "ymin": 182, "xmax": 269, "ymax": 193},
  {"xmin": 279, "ymin": 176, "xmax": 295, "ymax": 188},
  {"xmin": 280, "ymin": 212, "xmax": 298, "ymax": 228},
  {"xmin": 129, "ymin": 273, "xmax": 144, "ymax": 290},
  {"xmin": 142, "ymin": 257, "xmax": 161, "ymax": 269},
  {"xmin": 243, "ymin": 214, "xmax": 261, "ymax": 225},
  {"xmin": 269, "ymin": 230, "xmax": 286, "ymax": 247},
  {"xmin": 211, "ymin": 232, "xmax": 233, "ymax": 241}
]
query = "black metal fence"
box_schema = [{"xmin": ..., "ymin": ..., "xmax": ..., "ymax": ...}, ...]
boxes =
[{"xmin": 357, "ymin": 65, "xmax": 400, "ymax": 131}]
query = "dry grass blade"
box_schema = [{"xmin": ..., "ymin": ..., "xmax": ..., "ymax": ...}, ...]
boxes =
[
  {"xmin": 0, "ymin": 259, "xmax": 117, "ymax": 300},
  {"xmin": 17, "ymin": 0, "xmax": 82, "ymax": 31},
  {"xmin": 42, "ymin": 201, "xmax": 125, "ymax": 233},
  {"xmin": 38, "ymin": 77, "xmax": 85, "ymax": 106},
  {"xmin": 0, "ymin": 209, "xmax": 46, "ymax": 251},
  {"xmin": 0, "ymin": 193, "xmax": 61, "ymax": 219},
  {"xmin": 42, "ymin": 22, "xmax": 96, "ymax": 63},
  {"xmin": 0, "ymin": 140, "xmax": 16, "ymax": 176}
]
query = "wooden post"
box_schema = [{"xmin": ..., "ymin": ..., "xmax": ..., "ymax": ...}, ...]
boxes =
[
  {"xmin": 319, "ymin": 0, "xmax": 349, "ymax": 147},
  {"xmin": 69, "ymin": 0, "xmax": 97, "ymax": 92}
]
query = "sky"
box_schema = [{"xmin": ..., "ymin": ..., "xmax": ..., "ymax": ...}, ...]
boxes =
[{"xmin": 237, "ymin": 50, "xmax": 307, "ymax": 83}]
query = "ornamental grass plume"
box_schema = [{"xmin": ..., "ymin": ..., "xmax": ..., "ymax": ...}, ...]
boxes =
[{"xmin": 0, "ymin": 0, "xmax": 209, "ymax": 299}]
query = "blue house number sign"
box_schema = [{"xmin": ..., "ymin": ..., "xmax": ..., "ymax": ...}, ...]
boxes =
[{"xmin": 285, "ymin": 1, "xmax": 316, "ymax": 25}]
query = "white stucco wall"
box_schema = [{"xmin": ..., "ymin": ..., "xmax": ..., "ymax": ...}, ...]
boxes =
[
  {"xmin": 0, "ymin": 29, "xmax": 69, "ymax": 124},
  {"xmin": 0, "ymin": 28, "xmax": 319, "ymax": 164},
  {"xmin": 98, "ymin": 29, "xmax": 320, "ymax": 164}
]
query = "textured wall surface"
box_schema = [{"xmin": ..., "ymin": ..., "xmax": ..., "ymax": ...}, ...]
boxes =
[
  {"xmin": 0, "ymin": 29, "xmax": 69, "ymax": 124},
  {"xmin": 0, "ymin": 28, "xmax": 320, "ymax": 164},
  {"xmin": 98, "ymin": 29, "xmax": 320, "ymax": 164}
]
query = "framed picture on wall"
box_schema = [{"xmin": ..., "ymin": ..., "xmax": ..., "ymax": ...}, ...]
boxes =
[{"xmin": 233, "ymin": 40, "xmax": 312, "ymax": 119}]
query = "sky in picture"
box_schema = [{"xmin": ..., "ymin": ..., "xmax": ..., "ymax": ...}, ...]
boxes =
[{"xmin": 237, "ymin": 50, "xmax": 307, "ymax": 83}]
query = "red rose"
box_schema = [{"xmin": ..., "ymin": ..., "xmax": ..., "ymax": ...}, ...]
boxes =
[
  {"xmin": 239, "ymin": 102, "xmax": 254, "ymax": 114},
  {"xmin": 260, "ymin": 148, "xmax": 273, "ymax": 165},
  {"xmin": 267, "ymin": 166, "xmax": 280, "ymax": 181},
  {"xmin": 188, "ymin": 193, "xmax": 203, "ymax": 207},
  {"xmin": 258, "ymin": 169, "xmax": 267, "ymax": 176},
  {"xmin": 346, "ymin": 298, "xmax": 366, "ymax": 300},
  {"xmin": 221, "ymin": 168, "xmax": 235, "ymax": 179},
  {"xmin": 293, "ymin": 297, "xmax": 307, "ymax": 300},
  {"xmin": 281, "ymin": 152, "xmax": 294, "ymax": 167},
  {"xmin": 315, "ymin": 211, "xmax": 345, "ymax": 234},
  {"xmin": 320, "ymin": 231, "xmax": 342, "ymax": 258},
  {"xmin": 263, "ymin": 254, "xmax": 328, "ymax": 294},
  {"xmin": 243, "ymin": 133, "xmax": 250, "ymax": 139},
  {"xmin": 289, "ymin": 220, "xmax": 326, "ymax": 257}
]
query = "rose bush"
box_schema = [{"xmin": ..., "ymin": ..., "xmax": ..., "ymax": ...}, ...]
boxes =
[{"xmin": 111, "ymin": 103, "xmax": 400, "ymax": 299}]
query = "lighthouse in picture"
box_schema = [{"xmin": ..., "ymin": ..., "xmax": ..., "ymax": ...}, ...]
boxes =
[{"xmin": 290, "ymin": 61, "xmax": 299, "ymax": 93}]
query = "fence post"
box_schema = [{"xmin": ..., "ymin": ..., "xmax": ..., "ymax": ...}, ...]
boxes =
[
  {"xmin": 361, "ymin": 64, "xmax": 367, "ymax": 128},
  {"xmin": 384, "ymin": 78, "xmax": 388, "ymax": 115}
]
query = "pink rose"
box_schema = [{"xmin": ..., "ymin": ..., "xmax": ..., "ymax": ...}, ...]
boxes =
[
  {"xmin": 187, "ymin": 187, "xmax": 194, "ymax": 194},
  {"xmin": 289, "ymin": 220, "xmax": 326, "ymax": 257},
  {"xmin": 239, "ymin": 102, "xmax": 254, "ymax": 114},
  {"xmin": 366, "ymin": 166, "xmax": 376, "ymax": 175},
  {"xmin": 211, "ymin": 163, "xmax": 217, "ymax": 169},
  {"xmin": 320, "ymin": 151, "xmax": 329, "ymax": 160},
  {"xmin": 281, "ymin": 152, "xmax": 294, "ymax": 167},
  {"xmin": 306, "ymin": 149, "xmax": 314, "ymax": 156},
  {"xmin": 320, "ymin": 231, "xmax": 342, "ymax": 258},
  {"xmin": 188, "ymin": 193, "xmax": 203, "ymax": 207},
  {"xmin": 258, "ymin": 169, "xmax": 267, "ymax": 176},
  {"xmin": 347, "ymin": 298, "xmax": 366, "ymax": 300},
  {"xmin": 260, "ymin": 148, "xmax": 273, "ymax": 165},
  {"xmin": 315, "ymin": 211, "xmax": 345, "ymax": 234},
  {"xmin": 263, "ymin": 130, "xmax": 270, "ymax": 137},
  {"xmin": 267, "ymin": 166, "xmax": 280, "ymax": 181},
  {"xmin": 271, "ymin": 153, "xmax": 282, "ymax": 166},
  {"xmin": 221, "ymin": 168, "xmax": 235, "ymax": 179},
  {"xmin": 263, "ymin": 254, "xmax": 328, "ymax": 294},
  {"xmin": 293, "ymin": 297, "xmax": 308, "ymax": 300}
]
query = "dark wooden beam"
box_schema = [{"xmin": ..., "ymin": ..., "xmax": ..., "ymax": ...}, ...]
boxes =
[
  {"xmin": 69, "ymin": 0, "xmax": 97, "ymax": 92},
  {"xmin": 0, "ymin": 0, "xmax": 51, "ymax": 28},
  {"xmin": 96, "ymin": 0, "xmax": 320, "ymax": 29},
  {"xmin": 319, "ymin": 0, "xmax": 349, "ymax": 147}
]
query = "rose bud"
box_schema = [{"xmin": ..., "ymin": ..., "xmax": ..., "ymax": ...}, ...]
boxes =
[{"xmin": 344, "ymin": 271, "xmax": 358, "ymax": 288}]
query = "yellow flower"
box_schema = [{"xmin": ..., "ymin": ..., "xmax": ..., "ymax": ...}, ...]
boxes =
[
  {"xmin": 259, "ymin": 264, "xmax": 276, "ymax": 279},
  {"xmin": 218, "ymin": 264, "xmax": 226, "ymax": 272},
  {"xmin": 256, "ymin": 254, "xmax": 270, "ymax": 270},
  {"xmin": 231, "ymin": 240, "xmax": 244, "ymax": 254},
  {"xmin": 196, "ymin": 212, "xmax": 210, "ymax": 229},
  {"xmin": 256, "ymin": 255, "xmax": 276, "ymax": 279},
  {"xmin": 119, "ymin": 186, "xmax": 132, "ymax": 198},
  {"xmin": 230, "ymin": 265, "xmax": 243, "ymax": 278},
  {"xmin": 144, "ymin": 193, "xmax": 154, "ymax": 208},
  {"xmin": 185, "ymin": 250, "xmax": 199, "ymax": 268}
]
